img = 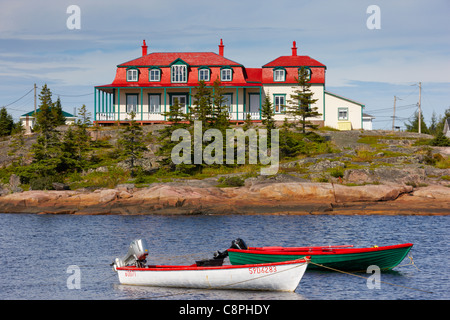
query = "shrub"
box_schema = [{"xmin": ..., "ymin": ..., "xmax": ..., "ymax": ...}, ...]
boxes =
[
  {"xmin": 217, "ymin": 176, "xmax": 245, "ymax": 187},
  {"xmin": 328, "ymin": 167, "xmax": 344, "ymax": 178}
]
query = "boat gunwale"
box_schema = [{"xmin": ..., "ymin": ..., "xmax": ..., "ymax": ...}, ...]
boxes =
[
  {"xmin": 116, "ymin": 257, "xmax": 309, "ymax": 272},
  {"xmin": 229, "ymin": 243, "xmax": 413, "ymax": 256}
]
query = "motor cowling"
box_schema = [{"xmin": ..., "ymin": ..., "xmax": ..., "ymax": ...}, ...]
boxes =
[
  {"xmin": 113, "ymin": 239, "xmax": 149, "ymax": 270},
  {"xmin": 230, "ymin": 238, "xmax": 248, "ymax": 250}
]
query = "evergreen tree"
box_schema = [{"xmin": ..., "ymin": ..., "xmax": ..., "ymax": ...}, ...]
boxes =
[
  {"xmin": 211, "ymin": 79, "xmax": 230, "ymax": 132},
  {"xmin": 8, "ymin": 122, "xmax": 27, "ymax": 167},
  {"xmin": 0, "ymin": 107, "xmax": 14, "ymax": 136},
  {"xmin": 261, "ymin": 93, "xmax": 276, "ymax": 132},
  {"xmin": 285, "ymin": 67, "xmax": 320, "ymax": 133},
  {"xmin": 28, "ymin": 84, "xmax": 64, "ymax": 188},
  {"xmin": 34, "ymin": 84, "xmax": 56, "ymax": 132},
  {"xmin": 72, "ymin": 104, "xmax": 92, "ymax": 167},
  {"xmin": 242, "ymin": 113, "xmax": 253, "ymax": 131},
  {"xmin": 405, "ymin": 111, "xmax": 429, "ymax": 134},
  {"xmin": 429, "ymin": 131, "xmax": 450, "ymax": 146},
  {"xmin": 52, "ymin": 97, "xmax": 66, "ymax": 126},
  {"xmin": 157, "ymin": 98, "xmax": 190, "ymax": 170},
  {"xmin": 59, "ymin": 126, "xmax": 81, "ymax": 172},
  {"xmin": 117, "ymin": 112, "xmax": 148, "ymax": 176},
  {"xmin": 190, "ymin": 80, "xmax": 213, "ymax": 127},
  {"xmin": 436, "ymin": 107, "xmax": 450, "ymax": 135}
]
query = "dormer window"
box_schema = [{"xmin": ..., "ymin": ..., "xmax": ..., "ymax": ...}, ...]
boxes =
[
  {"xmin": 127, "ymin": 68, "xmax": 138, "ymax": 82},
  {"xmin": 273, "ymin": 67, "xmax": 286, "ymax": 82},
  {"xmin": 149, "ymin": 67, "xmax": 161, "ymax": 82},
  {"xmin": 298, "ymin": 67, "xmax": 312, "ymax": 81},
  {"xmin": 198, "ymin": 67, "xmax": 210, "ymax": 81},
  {"xmin": 171, "ymin": 59, "xmax": 188, "ymax": 83},
  {"xmin": 220, "ymin": 67, "xmax": 232, "ymax": 81}
]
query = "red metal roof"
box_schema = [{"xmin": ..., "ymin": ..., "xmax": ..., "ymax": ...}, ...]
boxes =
[
  {"xmin": 245, "ymin": 68, "xmax": 262, "ymax": 82},
  {"xmin": 263, "ymin": 55, "xmax": 326, "ymax": 68},
  {"xmin": 119, "ymin": 52, "xmax": 242, "ymax": 67}
]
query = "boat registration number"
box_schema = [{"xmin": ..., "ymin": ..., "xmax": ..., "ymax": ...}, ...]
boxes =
[
  {"xmin": 248, "ymin": 266, "xmax": 277, "ymax": 274},
  {"xmin": 124, "ymin": 270, "xmax": 136, "ymax": 277}
]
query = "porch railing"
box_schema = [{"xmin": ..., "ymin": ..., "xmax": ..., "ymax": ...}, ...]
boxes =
[{"xmin": 96, "ymin": 111, "xmax": 261, "ymax": 122}]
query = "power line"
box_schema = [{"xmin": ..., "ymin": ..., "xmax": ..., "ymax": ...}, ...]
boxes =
[
  {"xmin": 53, "ymin": 92, "xmax": 93, "ymax": 97},
  {"xmin": 2, "ymin": 87, "xmax": 34, "ymax": 107}
]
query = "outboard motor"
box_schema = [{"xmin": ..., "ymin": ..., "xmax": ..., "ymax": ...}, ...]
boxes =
[
  {"xmin": 112, "ymin": 239, "xmax": 149, "ymax": 270},
  {"xmin": 211, "ymin": 238, "xmax": 248, "ymax": 261},
  {"xmin": 230, "ymin": 238, "xmax": 248, "ymax": 250}
]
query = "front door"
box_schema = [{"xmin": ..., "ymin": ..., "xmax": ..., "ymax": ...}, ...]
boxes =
[{"xmin": 249, "ymin": 93, "xmax": 260, "ymax": 114}]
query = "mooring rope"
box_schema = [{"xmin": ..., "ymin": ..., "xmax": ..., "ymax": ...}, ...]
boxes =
[
  {"xmin": 308, "ymin": 261, "xmax": 433, "ymax": 294},
  {"xmin": 395, "ymin": 255, "xmax": 420, "ymax": 270}
]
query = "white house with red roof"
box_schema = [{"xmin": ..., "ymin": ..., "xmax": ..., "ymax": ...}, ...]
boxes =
[{"xmin": 94, "ymin": 40, "xmax": 368, "ymax": 130}]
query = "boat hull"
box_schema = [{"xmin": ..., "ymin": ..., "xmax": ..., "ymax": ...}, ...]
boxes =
[
  {"xmin": 228, "ymin": 243, "xmax": 413, "ymax": 271},
  {"xmin": 115, "ymin": 259, "xmax": 308, "ymax": 291}
]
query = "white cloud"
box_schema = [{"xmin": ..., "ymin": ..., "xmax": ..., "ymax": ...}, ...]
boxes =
[{"xmin": 0, "ymin": 0, "xmax": 449, "ymax": 127}]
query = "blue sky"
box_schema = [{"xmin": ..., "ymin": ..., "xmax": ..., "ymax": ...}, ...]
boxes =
[{"xmin": 0, "ymin": 0, "xmax": 449, "ymax": 130}]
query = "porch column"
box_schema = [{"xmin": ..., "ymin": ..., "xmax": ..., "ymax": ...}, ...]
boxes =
[
  {"xmin": 117, "ymin": 88, "xmax": 121, "ymax": 122},
  {"xmin": 140, "ymin": 87, "xmax": 143, "ymax": 121},
  {"xmin": 189, "ymin": 87, "xmax": 192, "ymax": 113},
  {"xmin": 236, "ymin": 87, "xmax": 238, "ymax": 120},
  {"xmin": 94, "ymin": 88, "xmax": 97, "ymax": 122},
  {"xmin": 164, "ymin": 87, "xmax": 167, "ymax": 121},
  {"xmin": 259, "ymin": 86, "xmax": 262, "ymax": 120}
]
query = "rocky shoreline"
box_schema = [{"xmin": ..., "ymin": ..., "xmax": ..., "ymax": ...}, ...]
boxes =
[
  {"xmin": 0, "ymin": 129, "xmax": 448, "ymax": 216},
  {"xmin": 0, "ymin": 181, "xmax": 448, "ymax": 216}
]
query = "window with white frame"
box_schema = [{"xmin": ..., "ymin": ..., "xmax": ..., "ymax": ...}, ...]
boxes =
[
  {"xmin": 273, "ymin": 94, "xmax": 286, "ymax": 113},
  {"xmin": 127, "ymin": 69, "xmax": 138, "ymax": 82},
  {"xmin": 221, "ymin": 68, "xmax": 232, "ymax": 81},
  {"xmin": 298, "ymin": 67, "xmax": 312, "ymax": 81},
  {"xmin": 223, "ymin": 94, "xmax": 233, "ymax": 113},
  {"xmin": 273, "ymin": 69, "xmax": 285, "ymax": 82},
  {"xmin": 126, "ymin": 94, "xmax": 138, "ymax": 113},
  {"xmin": 306, "ymin": 68, "xmax": 312, "ymax": 80},
  {"xmin": 198, "ymin": 68, "xmax": 210, "ymax": 81},
  {"xmin": 149, "ymin": 68, "xmax": 161, "ymax": 82},
  {"xmin": 171, "ymin": 64, "xmax": 187, "ymax": 83},
  {"xmin": 338, "ymin": 107, "xmax": 348, "ymax": 120},
  {"xmin": 148, "ymin": 94, "xmax": 160, "ymax": 113}
]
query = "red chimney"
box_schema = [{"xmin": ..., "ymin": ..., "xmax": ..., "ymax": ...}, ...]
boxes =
[
  {"xmin": 219, "ymin": 39, "xmax": 224, "ymax": 56},
  {"xmin": 291, "ymin": 41, "xmax": 297, "ymax": 56},
  {"xmin": 142, "ymin": 40, "xmax": 148, "ymax": 56}
]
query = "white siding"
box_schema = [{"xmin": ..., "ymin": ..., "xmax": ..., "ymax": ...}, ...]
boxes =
[{"xmin": 324, "ymin": 91, "xmax": 363, "ymax": 130}]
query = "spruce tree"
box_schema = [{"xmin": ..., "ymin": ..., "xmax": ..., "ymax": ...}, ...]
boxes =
[
  {"xmin": 29, "ymin": 84, "xmax": 64, "ymax": 188},
  {"xmin": 8, "ymin": 123, "xmax": 27, "ymax": 167},
  {"xmin": 190, "ymin": 80, "xmax": 213, "ymax": 127},
  {"xmin": 211, "ymin": 78, "xmax": 230, "ymax": 132},
  {"xmin": 285, "ymin": 67, "xmax": 321, "ymax": 133},
  {"xmin": 0, "ymin": 107, "xmax": 14, "ymax": 136},
  {"xmin": 261, "ymin": 93, "xmax": 276, "ymax": 132},
  {"xmin": 117, "ymin": 112, "xmax": 148, "ymax": 176},
  {"xmin": 72, "ymin": 104, "xmax": 92, "ymax": 167},
  {"xmin": 52, "ymin": 97, "xmax": 66, "ymax": 126},
  {"xmin": 405, "ymin": 111, "xmax": 429, "ymax": 134},
  {"xmin": 157, "ymin": 98, "xmax": 190, "ymax": 170}
]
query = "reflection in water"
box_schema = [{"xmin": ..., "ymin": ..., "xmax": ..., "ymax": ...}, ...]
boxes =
[{"xmin": 114, "ymin": 284, "xmax": 306, "ymax": 300}]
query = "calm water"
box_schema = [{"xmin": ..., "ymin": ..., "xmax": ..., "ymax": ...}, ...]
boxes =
[{"xmin": 0, "ymin": 213, "xmax": 448, "ymax": 300}]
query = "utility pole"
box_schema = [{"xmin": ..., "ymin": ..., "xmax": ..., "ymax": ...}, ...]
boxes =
[
  {"xmin": 418, "ymin": 82, "xmax": 422, "ymax": 134},
  {"xmin": 34, "ymin": 83, "xmax": 37, "ymax": 114},
  {"xmin": 392, "ymin": 96, "xmax": 397, "ymax": 131}
]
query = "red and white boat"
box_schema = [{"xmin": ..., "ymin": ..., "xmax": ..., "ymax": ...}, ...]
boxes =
[{"xmin": 112, "ymin": 239, "xmax": 309, "ymax": 292}]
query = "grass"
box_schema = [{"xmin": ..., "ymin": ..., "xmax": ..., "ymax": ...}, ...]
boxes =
[{"xmin": 66, "ymin": 167, "xmax": 130, "ymax": 189}]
